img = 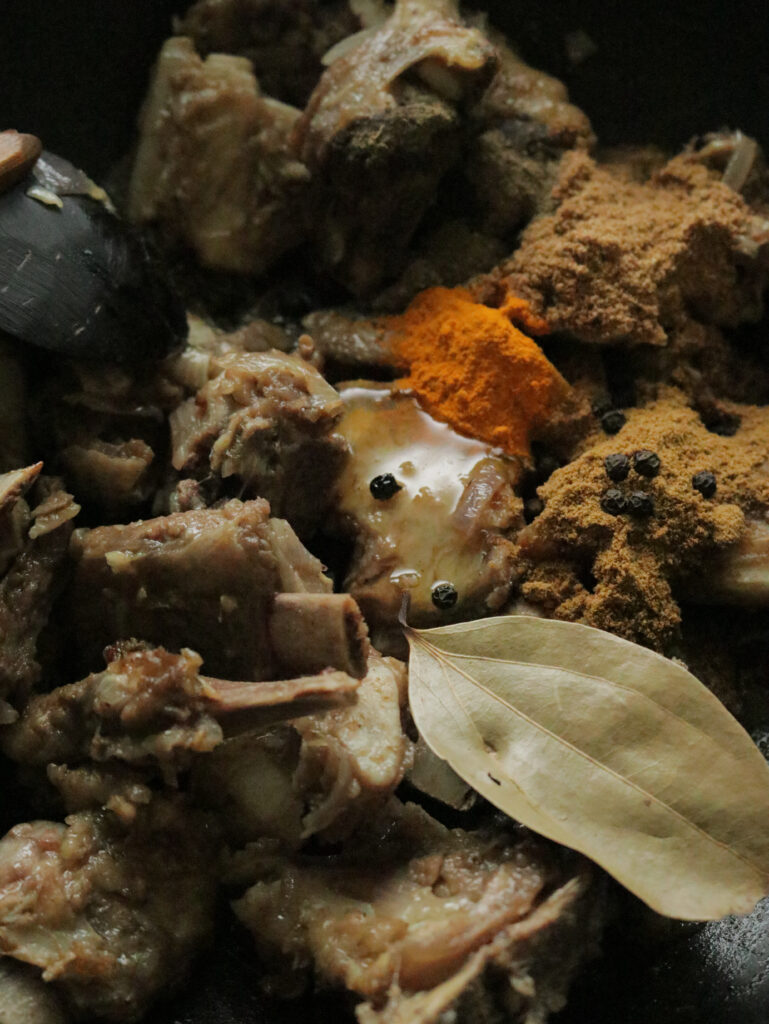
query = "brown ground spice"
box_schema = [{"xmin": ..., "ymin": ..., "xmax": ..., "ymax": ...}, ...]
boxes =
[
  {"xmin": 515, "ymin": 389, "xmax": 769, "ymax": 650},
  {"xmin": 478, "ymin": 150, "xmax": 768, "ymax": 347}
]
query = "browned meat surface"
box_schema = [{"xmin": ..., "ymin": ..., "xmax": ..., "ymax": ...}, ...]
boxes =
[
  {"xmin": 46, "ymin": 763, "xmax": 154, "ymax": 825},
  {"xmin": 195, "ymin": 652, "xmax": 408, "ymax": 846},
  {"xmin": 475, "ymin": 32, "xmax": 594, "ymax": 144},
  {"xmin": 0, "ymin": 798, "xmax": 218, "ymax": 1022},
  {"xmin": 69, "ymin": 499, "xmax": 368, "ymax": 680},
  {"xmin": 177, "ymin": 0, "xmax": 358, "ymax": 107},
  {"xmin": 60, "ymin": 439, "xmax": 155, "ymax": 517},
  {"xmin": 0, "ymin": 462, "xmax": 42, "ymax": 575},
  {"xmin": 465, "ymin": 32, "xmax": 593, "ymax": 237},
  {"xmin": 128, "ymin": 37, "xmax": 309, "ymax": 275},
  {"xmin": 165, "ymin": 314, "xmax": 293, "ymax": 393},
  {"xmin": 481, "ymin": 149, "xmax": 769, "ymax": 348},
  {"xmin": 170, "ymin": 348, "xmax": 348, "ymax": 537},
  {"xmin": 2, "ymin": 647, "xmax": 222, "ymax": 773},
  {"xmin": 292, "ymin": 650, "xmax": 409, "ymax": 840},
  {"xmin": 232, "ymin": 801, "xmax": 603, "ymax": 1021},
  {"xmin": 0, "ymin": 481, "xmax": 79, "ymax": 714},
  {"xmin": 32, "ymin": 361, "xmax": 178, "ymax": 521},
  {"xmin": 329, "ymin": 385, "xmax": 522, "ymax": 653},
  {"xmin": 303, "ymin": 308, "xmax": 397, "ymax": 368},
  {"xmin": 293, "ymin": 0, "xmax": 496, "ymax": 294}
]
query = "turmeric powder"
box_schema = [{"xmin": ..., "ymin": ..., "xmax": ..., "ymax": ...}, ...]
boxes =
[{"xmin": 387, "ymin": 286, "xmax": 569, "ymax": 457}]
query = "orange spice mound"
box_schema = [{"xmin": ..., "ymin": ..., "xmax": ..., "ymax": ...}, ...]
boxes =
[{"xmin": 388, "ymin": 286, "xmax": 568, "ymax": 457}]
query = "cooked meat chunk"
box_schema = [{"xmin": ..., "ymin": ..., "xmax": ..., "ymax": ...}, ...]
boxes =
[
  {"xmin": 170, "ymin": 349, "xmax": 348, "ymax": 537},
  {"xmin": 4, "ymin": 642, "xmax": 361, "ymax": 809},
  {"xmin": 0, "ymin": 480, "xmax": 79, "ymax": 713},
  {"xmin": 70, "ymin": 499, "xmax": 368, "ymax": 680},
  {"xmin": 329, "ymin": 385, "xmax": 521, "ymax": 653},
  {"xmin": 294, "ymin": 0, "xmax": 496, "ymax": 294},
  {"xmin": 0, "ymin": 798, "xmax": 218, "ymax": 1022},
  {"xmin": 196, "ymin": 727, "xmax": 304, "ymax": 848},
  {"xmin": 177, "ymin": 0, "xmax": 358, "ymax": 107},
  {"xmin": 32, "ymin": 361, "xmax": 177, "ymax": 521},
  {"xmin": 232, "ymin": 801, "xmax": 603, "ymax": 1022},
  {"xmin": 292, "ymin": 650, "xmax": 409, "ymax": 839},
  {"xmin": 165, "ymin": 313, "xmax": 293, "ymax": 393},
  {"xmin": 475, "ymin": 31, "xmax": 594, "ymax": 144},
  {"xmin": 46, "ymin": 763, "xmax": 154, "ymax": 825},
  {"xmin": 2, "ymin": 647, "xmax": 222, "ymax": 773},
  {"xmin": 195, "ymin": 652, "xmax": 408, "ymax": 845},
  {"xmin": 128, "ymin": 36, "xmax": 309, "ymax": 275},
  {"xmin": 0, "ymin": 959, "xmax": 69, "ymax": 1024},
  {"xmin": 466, "ymin": 32, "xmax": 594, "ymax": 236},
  {"xmin": 303, "ymin": 308, "xmax": 397, "ymax": 369},
  {"xmin": 59, "ymin": 439, "xmax": 155, "ymax": 517},
  {"xmin": 483, "ymin": 149, "xmax": 769, "ymax": 347},
  {"xmin": 682, "ymin": 519, "xmax": 769, "ymax": 606},
  {"xmin": 0, "ymin": 462, "xmax": 41, "ymax": 575}
]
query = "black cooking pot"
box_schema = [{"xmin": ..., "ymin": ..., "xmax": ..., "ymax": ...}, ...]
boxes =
[{"xmin": 1, "ymin": 2, "xmax": 768, "ymax": 1023}]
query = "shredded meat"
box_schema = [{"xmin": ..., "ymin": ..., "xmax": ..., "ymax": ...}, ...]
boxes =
[
  {"xmin": 46, "ymin": 763, "xmax": 154, "ymax": 825},
  {"xmin": 177, "ymin": 0, "xmax": 358, "ymax": 107},
  {"xmin": 0, "ymin": 480, "xmax": 79, "ymax": 714},
  {"xmin": 128, "ymin": 36, "xmax": 309, "ymax": 275},
  {"xmin": 232, "ymin": 801, "xmax": 603, "ymax": 1021},
  {"xmin": 2, "ymin": 647, "xmax": 222, "ymax": 775},
  {"xmin": 0, "ymin": 797, "xmax": 218, "ymax": 1023},
  {"xmin": 169, "ymin": 348, "xmax": 348, "ymax": 537},
  {"xmin": 293, "ymin": 0, "xmax": 496, "ymax": 294},
  {"xmin": 31, "ymin": 361, "xmax": 177, "ymax": 521},
  {"xmin": 69, "ymin": 498, "xmax": 369, "ymax": 680},
  {"xmin": 59, "ymin": 439, "xmax": 155, "ymax": 517},
  {"xmin": 195, "ymin": 652, "xmax": 408, "ymax": 846},
  {"xmin": 0, "ymin": 463, "xmax": 41, "ymax": 576}
]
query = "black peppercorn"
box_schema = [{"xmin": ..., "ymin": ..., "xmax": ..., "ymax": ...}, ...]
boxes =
[
  {"xmin": 627, "ymin": 491, "xmax": 654, "ymax": 517},
  {"xmin": 369, "ymin": 473, "xmax": 402, "ymax": 500},
  {"xmin": 524, "ymin": 497, "xmax": 544, "ymax": 523},
  {"xmin": 591, "ymin": 394, "xmax": 614, "ymax": 418},
  {"xmin": 692, "ymin": 470, "xmax": 717, "ymax": 498},
  {"xmin": 604, "ymin": 453, "xmax": 630, "ymax": 482},
  {"xmin": 600, "ymin": 488, "xmax": 627, "ymax": 516},
  {"xmin": 632, "ymin": 449, "xmax": 661, "ymax": 478},
  {"xmin": 600, "ymin": 409, "xmax": 626, "ymax": 435},
  {"xmin": 431, "ymin": 582, "xmax": 458, "ymax": 609}
]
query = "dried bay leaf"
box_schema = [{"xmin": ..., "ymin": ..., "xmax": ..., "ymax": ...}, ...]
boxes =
[{"xmin": 404, "ymin": 614, "xmax": 769, "ymax": 920}]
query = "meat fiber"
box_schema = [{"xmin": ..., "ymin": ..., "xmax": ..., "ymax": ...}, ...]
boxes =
[
  {"xmin": 170, "ymin": 348, "xmax": 348, "ymax": 537},
  {"xmin": 0, "ymin": 797, "xmax": 218, "ymax": 1022},
  {"xmin": 232, "ymin": 801, "xmax": 603, "ymax": 1022},
  {"xmin": 195, "ymin": 651, "xmax": 408, "ymax": 846},
  {"xmin": 69, "ymin": 499, "xmax": 368, "ymax": 680},
  {"xmin": 128, "ymin": 37, "xmax": 309, "ymax": 275},
  {"xmin": 293, "ymin": 0, "xmax": 496, "ymax": 294},
  {"xmin": 0, "ymin": 476, "xmax": 79, "ymax": 714}
]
